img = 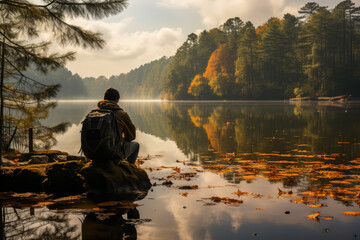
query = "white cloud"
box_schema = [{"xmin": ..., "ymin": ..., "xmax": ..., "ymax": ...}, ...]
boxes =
[
  {"xmin": 56, "ymin": 18, "xmax": 184, "ymax": 77},
  {"xmin": 157, "ymin": 0, "xmax": 303, "ymax": 28}
]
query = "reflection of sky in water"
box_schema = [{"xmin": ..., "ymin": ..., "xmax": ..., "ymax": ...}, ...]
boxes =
[
  {"xmin": 137, "ymin": 173, "xmax": 360, "ymax": 240},
  {"xmin": 45, "ymin": 102, "xmax": 360, "ymax": 240},
  {"xmin": 53, "ymin": 124, "xmax": 187, "ymax": 163}
]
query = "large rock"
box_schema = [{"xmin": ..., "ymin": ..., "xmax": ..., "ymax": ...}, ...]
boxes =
[
  {"xmin": 28, "ymin": 155, "xmax": 49, "ymax": 164},
  {"xmin": 12, "ymin": 167, "xmax": 47, "ymax": 192},
  {"xmin": 43, "ymin": 161, "xmax": 86, "ymax": 196},
  {"xmin": 80, "ymin": 160, "xmax": 152, "ymax": 197},
  {"xmin": 0, "ymin": 168, "xmax": 13, "ymax": 191},
  {"xmin": 21, "ymin": 150, "xmax": 68, "ymax": 162},
  {"xmin": 67, "ymin": 155, "xmax": 87, "ymax": 161},
  {"xmin": 53, "ymin": 155, "xmax": 68, "ymax": 162}
]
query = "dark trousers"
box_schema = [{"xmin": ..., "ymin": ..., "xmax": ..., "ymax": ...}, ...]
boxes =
[{"xmin": 124, "ymin": 141, "xmax": 139, "ymax": 164}]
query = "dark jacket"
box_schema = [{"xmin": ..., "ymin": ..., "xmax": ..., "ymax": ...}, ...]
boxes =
[{"xmin": 97, "ymin": 100, "xmax": 136, "ymax": 142}]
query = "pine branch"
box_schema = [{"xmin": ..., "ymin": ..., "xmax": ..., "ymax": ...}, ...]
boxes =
[
  {"xmin": 2, "ymin": 37, "xmax": 76, "ymax": 72},
  {"xmin": 45, "ymin": 0, "xmax": 128, "ymax": 19},
  {"xmin": 44, "ymin": 8, "xmax": 105, "ymax": 48}
]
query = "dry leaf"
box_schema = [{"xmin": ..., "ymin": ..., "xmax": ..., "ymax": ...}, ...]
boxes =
[
  {"xmin": 307, "ymin": 212, "xmax": 320, "ymax": 219},
  {"xmin": 178, "ymin": 185, "xmax": 198, "ymax": 190},
  {"xmin": 342, "ymin": 211, "xmax": 360, "ymax": 216},
  {"xmin": 211, "ymin": 196, "xmax": 243, "ymax": 206},
  {"xmin": 179, "ymin": 192, "xmax": 188, "ymax": 197},
  {"xmin": 232, "ymin": 189, "xmax": 249, "ymax": 196}
]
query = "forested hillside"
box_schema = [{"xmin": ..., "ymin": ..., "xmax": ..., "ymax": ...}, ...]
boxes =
[
  {"xmin": 26, "ymin": 57, "xmax": 170, "ymax": 99},
  {"xmin": 27, "ymin": 1, "xmax": 360, "ymax": 100},
  {"xmin": 84, "ymin": 56, "xmax": 170, "ymax": 99},
  {"xmin": 165, "ymin": 1, "xmax": 360, "ymax": 100}
]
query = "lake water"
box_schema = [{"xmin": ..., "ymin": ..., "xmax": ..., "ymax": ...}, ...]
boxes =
[{"xmin": 2, "ymin": 101, "xmax": 360, "ymax": 240}]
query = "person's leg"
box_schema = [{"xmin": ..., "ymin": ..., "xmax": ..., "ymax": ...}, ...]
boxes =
[{"xmin": 124, "ymin": 141, "xmax": 140, "ymax": 164}]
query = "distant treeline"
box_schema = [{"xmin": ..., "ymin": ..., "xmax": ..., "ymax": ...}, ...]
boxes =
[
  {"xmin": 27, "ymin": 1, "xmax": 360, "ymax": 100},
  {"xmin": 25, "ymin": 57, "xmax": 171, "ymax": 99}
]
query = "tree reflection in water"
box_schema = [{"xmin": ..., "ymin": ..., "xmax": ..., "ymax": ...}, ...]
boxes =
[
  {"xmin": 1, "ymin": 206, "xmax": 80, "ymax": 239},
  {"xmin": 0, "ymin": 188, "xmax": 150, "ymax": 240}
]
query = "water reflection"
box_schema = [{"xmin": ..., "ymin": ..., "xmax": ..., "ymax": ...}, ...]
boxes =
[
  {"xmin": 0, "ymin": 189, "xmax": 150, "ymax": 240},
  {"xmin": 82, "ymin": 208, "xmax": 140, "ymax": 240},
  {"xmin": 39, "ymin": 101, "xmax": 360, "ymax": 239},
  {"xmin": 46, "ymin": 101, "xmax": 359, "ymax": 159},
  {"xmin": 1, "ymin": 205, "xmax": 80, "ymax": 239}
]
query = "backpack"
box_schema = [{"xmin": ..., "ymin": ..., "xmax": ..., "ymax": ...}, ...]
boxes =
[{"xmin": 80, "ymin": 109, "xmax": 124, "ymax": 162}]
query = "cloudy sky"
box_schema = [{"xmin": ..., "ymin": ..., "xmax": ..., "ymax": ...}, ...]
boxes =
[{"xmin": 64, "ymin": 0, "xmax": 360, "ymax": 78}]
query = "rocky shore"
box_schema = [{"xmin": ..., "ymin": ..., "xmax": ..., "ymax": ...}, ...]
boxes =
[{"xmin": 0, "ymin": 150, "xmax": 151, "ymax": 197}]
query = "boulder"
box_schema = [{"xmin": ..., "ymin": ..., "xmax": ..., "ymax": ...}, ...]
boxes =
[
  {"xmin": 43, "ymin": 161, "xmax": 86, "ymax": 196},
  {"xmin": 67, "ymin": 155, "xmax": 87, "ymax": 161},
  {"xmin": 54, "ymin": 155, "xmax": 68, "ymax": 162},
  {"xmin": 0, "ymin": 168, "xmax": 13, "ymax": 191},
  {"xmin": 80, "ymin": 160, "xmax": 152, "ymax": 197},
  {"xmin": 28, "ymin": 155, "xmax": 49, "ymax": 164},
  {"xmin": 21, "ymin": 150, "xmax": 68, "ymax": 162},
  {"xmin": 12, "ymin": 167, "xmax": 47, "ymax": 192}
]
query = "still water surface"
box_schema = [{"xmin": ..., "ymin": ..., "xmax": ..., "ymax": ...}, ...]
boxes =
[{"xmin": 4, "ymin": 101, "xmax": 360, "ymax": 239}]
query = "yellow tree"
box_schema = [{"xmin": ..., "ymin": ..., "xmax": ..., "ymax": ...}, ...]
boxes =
[{"xmin": 203, "ymin": 44, "xmax": 235, "ymax": 98}]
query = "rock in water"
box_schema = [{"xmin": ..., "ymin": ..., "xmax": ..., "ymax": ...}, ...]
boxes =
[
  {"xmin": 80, "ymin": 160, "xmax": 152, "ymax": 197},
  {"xmin": 43, "ymin": 161, "xmax": 85, "ymax": 196},
  {"xmin": 12, "ymin": 168, "xmax": 47, "ymax": 192}
]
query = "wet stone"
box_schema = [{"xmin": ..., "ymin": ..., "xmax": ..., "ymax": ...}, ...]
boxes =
[
  {"xmin": 28, "ymin": 155, "xmax": 49, "ymax": 164},
  {"xmin": 12, "ymin": 168, "xmax": 46, "ymax": 192},
  {"xmin": 43, "ymin": 161, "xmax": 86, "ymax": 196},
  {"xmin": 80, "ymin": 160, "xmax": 152, "ymax": 196},
  {"xmin": 67, "ymin": 155, "xmax": 86, "ymax": 161},
  {"xmin": 54, "ymin": 155, "xmax": 68, "ymax": 162},
  {"xmin": 1, "ymin": 158, "xmax": 17, "ymax": 166}
]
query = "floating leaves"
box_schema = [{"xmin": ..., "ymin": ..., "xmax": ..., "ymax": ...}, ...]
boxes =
[
  {"xmin": 179, "ymin": 192, "xmax": 188, "ymax": 197},
  {"xmin": 342, "ymin": 212, "xmax": 360, "ymax": 216},
  {"xmin": 307, "ymin": 212, "xmax": 333, "ymax": 222},
  {"xmin": 277, "ymin": 188, "xmax": 294, "ymax": 198},
  {"xmin": 178, "ymin": 185, "xmax": 198, "ymax": 190},
  {"xmin": 233, "ymin": 189, "xmax": 249, "ymax": 196},
  {"xmin": 306, "ymin": 204, "xmax": 327, "ymax": 208},
  {"xmin": 210, "ymin": 196, "xmax": 244, "ymax": 207}
]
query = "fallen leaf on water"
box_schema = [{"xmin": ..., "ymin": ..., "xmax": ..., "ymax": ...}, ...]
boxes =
[
  {"xmin": 307, "ymin": 211, "xmax": 320, "ymax": 222},
  {"xmin": 173, "ymin": 167, "xmax": 181, "ymax": 173},
  {"xmin": 232, "ymin": 189, "xmax": 249, "ymax": 196},
  {"xmin": 211, "ymin": 196, "xmax": 243, "ymax": 206},
  {"xmin": 178, "ymin": 185, "xmax": 198, "ymax": 190},
  {"xmin": 307, "ymin": 204, "xmax": 327, "ymax": 208},
  {"xmin": 251, "ymin": 193, "xmax": 263, "ymax": 198},
  {"xmin": 179, "ymin": 192, "xmax": 188, "ymax": 197},
  {"xmin": 278, "ymin": 188, "xmax": 293, "ymax": 195},
  {"xmin": 342, "ymin": 211, "xmax": 360, "ymax": 216}
]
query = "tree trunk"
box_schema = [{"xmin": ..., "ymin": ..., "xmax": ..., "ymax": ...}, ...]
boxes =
[{"xmin": 0, "ymin": 37, "xmax": 5, "ymax": 167}]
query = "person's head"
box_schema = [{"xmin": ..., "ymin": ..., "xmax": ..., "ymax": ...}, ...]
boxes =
[{"xmin": 104, "ymin": 87, "xmax": 120, "ymax": 102}]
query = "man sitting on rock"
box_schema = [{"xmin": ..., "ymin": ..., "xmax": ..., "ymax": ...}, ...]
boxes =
[{"xmin": 97, "ymin": 87, "xmax": 139, "ymax": 164}]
